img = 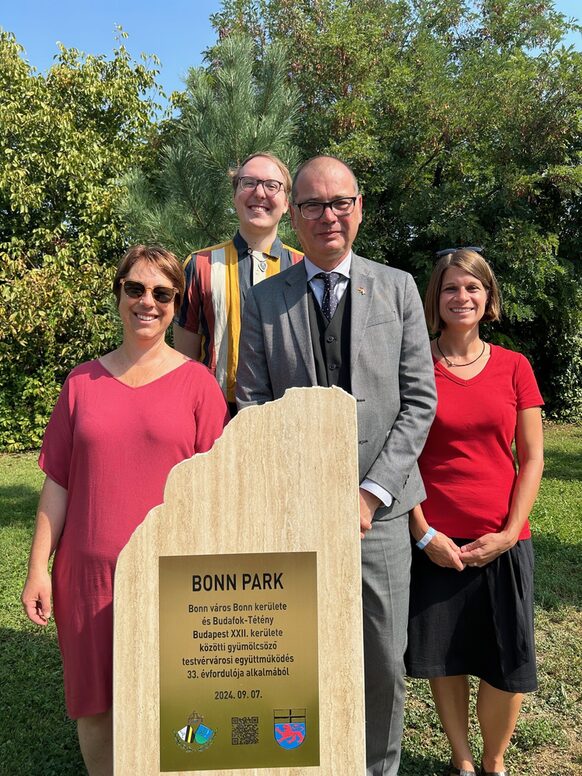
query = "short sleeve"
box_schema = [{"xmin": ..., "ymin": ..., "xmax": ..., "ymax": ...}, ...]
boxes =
[
  {"xmin": 193, "ymin": 367, "xmax": 230, "ymax": 453},
  {"xmin": 174, "ymin": 253, "xmax": 201, "ymax": 332},
  {"xmin": 515, "ymin": 354, "xmax": 544, "ymax": 410},
  {"xmin": 38, "ymin": 374, "xmax": 75, "ymax": 489}
]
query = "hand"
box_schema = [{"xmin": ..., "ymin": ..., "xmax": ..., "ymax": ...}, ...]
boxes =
[
  {"xmin": 21, "ymin": 568, "xmax": 52, "ymax": 626},
  {"xmin": 460, "ymin": 532, "xmax": 514, "ymax": 567},
  {"xmin": 424, "ymin": 532, "xmax": 465, "ymax": 571},
  {"xmin": 359, "ymin": 488, "xmax": 381, "ymax": 539}
]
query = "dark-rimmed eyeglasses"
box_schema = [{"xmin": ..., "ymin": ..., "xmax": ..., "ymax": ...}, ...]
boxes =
[
  {"xmin": 238, "ymin": 176, "xmax": 285, "ymax": 194},
  {"xmin": 120, "ymin": 279, "xmax": 178, "ymax": 304},
  {"xmin": 295, "ymin": 197, "xmax": 358, "ymax": 220},
  {"xmin": 435, "ymin": 246, "xmax": 484, "ymax": 258}
]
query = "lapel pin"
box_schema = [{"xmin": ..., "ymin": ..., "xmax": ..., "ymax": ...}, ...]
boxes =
[{"xmin": 357, "ymin": 287, "xmax": 366, "ymax": 295}]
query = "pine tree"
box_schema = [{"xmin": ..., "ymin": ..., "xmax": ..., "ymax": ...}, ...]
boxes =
[{"xmin": 122, "ymin": 33, "xmax": 300, "ymax": 257}]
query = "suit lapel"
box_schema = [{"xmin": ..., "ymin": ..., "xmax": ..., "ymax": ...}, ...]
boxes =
[
  {"xmin": 283, "ymin": 263, "xmax": 318, "ymax": 384},
  {"xmin": 349, "ymin": 254, "xmax": 375, "ymax": 372}
]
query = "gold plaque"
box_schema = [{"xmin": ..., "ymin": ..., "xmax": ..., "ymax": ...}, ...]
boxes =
[{"xmin": 159, "ymin": 552, "xmax": 319, "ymax": 771}]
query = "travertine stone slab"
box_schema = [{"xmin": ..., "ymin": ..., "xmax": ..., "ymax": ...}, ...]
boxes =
[{"xmin": 114, "ymin": 386, "xmax": 365, "ymax": 775}]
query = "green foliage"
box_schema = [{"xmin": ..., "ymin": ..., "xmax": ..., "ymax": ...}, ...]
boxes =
[
  {"xmin": 2, "ymin": 6, "xmax": 581, "ymax": 449},
  {"xmin": 0, "ymin": 28, "xmax": 161, "ymax": 264},
  {"xmin": 0, "ymin": 254, "xmax": 120, "ymax": 451},
  {"xmin": 213, "ymin": 0, "xmax": 582, "ymax": 420},
  {"xmin": 121, "ymin": 33, "xmax": 301, "ymax": 257},
  {"xmin": 0, "ymin": 30, "xmax": 161, "ymax": 451}
]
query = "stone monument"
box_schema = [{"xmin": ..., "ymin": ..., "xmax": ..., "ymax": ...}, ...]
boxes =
[{"xmin": 114, "ymin": 387, "xmax": 365, "ymax": 774}]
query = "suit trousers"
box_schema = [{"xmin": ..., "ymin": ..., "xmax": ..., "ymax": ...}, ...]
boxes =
[{"xmin": 361, "ymin": 512, "xmax": 411, "ymax": 776}]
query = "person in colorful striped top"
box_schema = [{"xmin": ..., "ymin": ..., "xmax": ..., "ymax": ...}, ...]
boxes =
[{"xmin": 173, "ymin": 153, "xmax": 303, "ymax": 414}]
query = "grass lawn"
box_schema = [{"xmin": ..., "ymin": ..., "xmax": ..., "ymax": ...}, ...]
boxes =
[{"xmin": 1, "ymin": 424, "xmax": 580, "ymax": 775}]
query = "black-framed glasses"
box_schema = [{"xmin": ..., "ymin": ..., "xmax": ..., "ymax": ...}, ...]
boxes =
[
  {"xmin": 238, "ymin": 176, "xmax": 285, "ymax": 194},
  {"xmin": 435, "ymin": 246, "xmax": 484, "ymax": 258},
  {"xmin": 120, "ymin": 279, "xmax": 178, "ymax": 304},
  {"xmin": 295, "ymin": 197, "xmax": 358, "ymax": 220}
]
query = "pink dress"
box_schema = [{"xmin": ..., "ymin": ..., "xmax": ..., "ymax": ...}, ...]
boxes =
[{"xmin": 39, "ymin": 359, "xmax": 228, "ymax": 718}]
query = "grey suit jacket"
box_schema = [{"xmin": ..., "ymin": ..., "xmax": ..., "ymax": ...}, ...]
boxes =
[{"xmin": 236, "ymin": 254, "xmax": 437, "ymax": 517}]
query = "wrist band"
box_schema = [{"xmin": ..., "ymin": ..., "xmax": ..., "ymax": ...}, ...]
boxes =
[{"xmin": 416, "ymin": 527, "xmax": 436, "ymax": 550}]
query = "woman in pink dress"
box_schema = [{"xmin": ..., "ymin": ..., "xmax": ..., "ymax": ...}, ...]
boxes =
[
  {"xmin": 21, "ymin": 245, "xmax": 228, "ymax": 776},
  {"xmin": 406, "ymin": 249, "xmax": 544, "ymax": 776}
]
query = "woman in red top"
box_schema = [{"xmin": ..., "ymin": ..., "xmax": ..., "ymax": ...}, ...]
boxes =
[
  {"xmin": 21, "ymin": 245, "xmax": 228, "ymax": 776},
  {"xmin": 406, "ymin": 249, "xmax": 544, "ymax": 776}
]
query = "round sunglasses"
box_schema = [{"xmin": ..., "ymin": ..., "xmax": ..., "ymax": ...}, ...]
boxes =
[{"xmin": 120, "ymin": 278, "xmax": 178, "ymax": 304}]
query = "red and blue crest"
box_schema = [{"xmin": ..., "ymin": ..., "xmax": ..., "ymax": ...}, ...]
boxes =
[{"xmin": 273, "ymin": 708, "xmax": 306, "ymax": 750}]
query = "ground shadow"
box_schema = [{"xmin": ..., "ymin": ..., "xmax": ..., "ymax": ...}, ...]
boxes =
[
  {"xmin": 0, "ymin": 484, "xmax": 40, "ymax": 528},
  {"xmin": 0, "ymin": 627, "xmax": 84, "ymax": 775},
  {"xmin": 543, "ymin": 447, "xmax": 582, "ymax": 483},
  {"xmin": 400, "ymin": 750, "xmax": 448, "ymax": 775},
  {"xmin": 533, "ymin": 534, "xmax": 582, "ymax": 609}
]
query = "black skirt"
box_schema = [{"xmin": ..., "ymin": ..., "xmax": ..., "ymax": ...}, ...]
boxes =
[{"xmin": 405, "ymin": 538, "xmax": 537, "ymax": 693}]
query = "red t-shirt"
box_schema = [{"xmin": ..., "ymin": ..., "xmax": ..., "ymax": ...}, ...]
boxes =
[{"xmin": 418, "ymin": 344, "xmax": 543, "ymax": 540}]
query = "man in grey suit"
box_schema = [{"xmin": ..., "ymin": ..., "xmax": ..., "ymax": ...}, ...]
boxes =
[{"xmin": 236, "ymin": 156, "xmax": 436, "ymax": 775}]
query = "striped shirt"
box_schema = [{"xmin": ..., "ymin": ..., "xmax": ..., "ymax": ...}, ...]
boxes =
[{"xmin": 175, "ymin": 232, "xmax": 303, "ymax": 402}]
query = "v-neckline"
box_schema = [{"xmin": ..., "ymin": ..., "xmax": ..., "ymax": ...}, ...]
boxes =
[
  {"xmin": 96, "ymin": 359, "xmax": 191, "ymax": 389},
  {"xmin": 433, "ymin": 344, "xmax": 495, "ymax": 386}
]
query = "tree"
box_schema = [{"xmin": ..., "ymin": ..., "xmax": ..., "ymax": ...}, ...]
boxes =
[
  {"xmin": 121, "ymin": 32, "xmax": 301, "ymax": 257},
  {"xmin": 212, "ymin": 0, "xmax": 582, "ymax": 419},
  {"xmin": 0, "ymin": 30, "xmax": 162, "ymax": 449}
]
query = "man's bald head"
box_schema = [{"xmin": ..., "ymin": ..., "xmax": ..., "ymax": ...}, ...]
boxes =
[{"xmin": 291, "ymin": 156, "xmax": 359, "ymax": 203}]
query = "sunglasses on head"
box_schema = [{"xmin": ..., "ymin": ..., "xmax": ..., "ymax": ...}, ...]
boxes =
[
  {"xmin": 435, "ymin": 246, "xmax": 484, "ymax": 258},
  {"xmin": 120, "ymin": 278, "xmax": 178, "ymax": 304}
]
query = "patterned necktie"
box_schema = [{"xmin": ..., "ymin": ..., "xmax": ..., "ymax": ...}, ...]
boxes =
[{"xmin": 314, "ymin": 272, "xmax": 341, "ymax": 320}]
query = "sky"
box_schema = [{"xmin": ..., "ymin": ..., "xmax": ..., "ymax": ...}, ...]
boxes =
[
  {"xmin": 1, "ymin": 0, "xmax": 223, "ymax": 97},
  {"xmin": 2, "ymin": 0, "xmax": 581, "ymax": 98}
]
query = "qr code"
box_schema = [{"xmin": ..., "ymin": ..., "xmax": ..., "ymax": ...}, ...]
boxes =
[{"xmin": 231, "ymin": 715, "xmax": 259, "ymax": 745}]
